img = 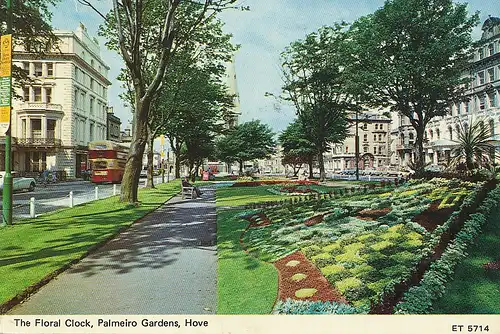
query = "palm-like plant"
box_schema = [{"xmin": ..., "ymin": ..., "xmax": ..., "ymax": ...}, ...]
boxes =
[{"xmin": 451, "ymin": 118, "xmax": 498, "ymax": 171}]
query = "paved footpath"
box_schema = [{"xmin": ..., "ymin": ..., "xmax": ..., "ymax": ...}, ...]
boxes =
[{"xmin": 7, "ymin": 186, "xmax": 217, "ymax": 315}]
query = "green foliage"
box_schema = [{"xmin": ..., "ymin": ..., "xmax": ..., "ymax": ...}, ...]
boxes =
[
  {"xmin": 394, "ymin": 186, "xmax": 500, "ymax": 314},
  {"xmin": 216, "ymin": 120, "xmax": 276, "ymax": 172},
  {"xmin": 279, "ymin": 119, "xmax": 317, "ymax": 175},
  {"xmin": 346, "ymin": 0, "xmax": 479, "ymax": 171},
  {"xmin": 273, "ymin": 298, "xmax": 364, "ymax": 314}
]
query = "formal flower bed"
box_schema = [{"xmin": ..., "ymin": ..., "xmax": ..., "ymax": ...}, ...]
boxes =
[{"xmin": 231, "ymin": 178, "xmax": 494, "ymax": 314}]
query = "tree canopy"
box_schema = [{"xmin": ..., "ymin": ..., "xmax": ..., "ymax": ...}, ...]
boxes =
[
  {"xmin": 280, "ymin": 24, "xmax": 352, "ymax": 181},
  {"xmin": 216, "ymin": 120, "xmax": 276, "ymax": 174},
  {"xmin": 279, "ymin": 119, "xmax": 317, "ymax": 177},
  {"xmin": 346, "ymin": 0, "xmax": 479, "ymax": 174}
]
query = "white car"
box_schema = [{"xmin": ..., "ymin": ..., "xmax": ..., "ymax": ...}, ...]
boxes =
[{"xmin": 0, "ymin": 171, "xmax": 36, "ymax": 192}]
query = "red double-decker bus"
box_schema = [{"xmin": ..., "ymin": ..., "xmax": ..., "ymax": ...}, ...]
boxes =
[{"xmin": 88, "ymin": 140, "xmax": 129, "ymax": 183}]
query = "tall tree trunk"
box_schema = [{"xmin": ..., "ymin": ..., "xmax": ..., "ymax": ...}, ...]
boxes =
[
  {"xmin": 415, "ymin": 126, "xmax": 426, "ymax": 176},
  {"xmin": 318, "ymin": 152, "xmax": 326, "ymax": 181},
  {"xmin": 146, "ymin": 130, "xmax": 155, "ymax": 188},
  {"xmin": 189, "ymin": 160, "xmax": 195, "ymax": 182},
  {"xmin": 239, "ymin": 160, "xmax": 243, "ymax": 175},
  {"xmin": 121, "ymin": 98, "xmax": 150, "ymax": 203},
  {"xmin": 308, "ymin": 156, "xmax": 314, "ymax": 178},
  {"xmin": 293, "ymin": 164, "xmax": 301, "ymax": 177}
]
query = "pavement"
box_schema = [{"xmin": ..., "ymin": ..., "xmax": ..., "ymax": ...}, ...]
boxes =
[{"xmin": 7, "ymin": 184, "xmax": 217, "ymax": 315}]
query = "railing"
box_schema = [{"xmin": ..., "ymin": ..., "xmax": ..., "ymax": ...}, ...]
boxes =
[
  {"xmin": 21, "ymin": 102, "xmax": 63, "ymax": 112},
  {"xmin": 16, "ymin": 137, "xmax": 62, "ymax": 146}
]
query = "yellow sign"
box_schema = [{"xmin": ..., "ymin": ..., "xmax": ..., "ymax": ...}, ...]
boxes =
[
  {"xmin": 160, "ymin": 135, "xmax": 165, "ymax": 145},
  {"xmin": 0, "ymin": 34, "xmax": 11, "ymax": 77},
  {"xmin": 0, "ymin": 106, "xmax": 10, "ymax": 122}
]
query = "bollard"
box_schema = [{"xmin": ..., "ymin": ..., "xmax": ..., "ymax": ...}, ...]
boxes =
[
  {"xmin": 368, "ymin": 175, "xmax": 371, "ymax": 182},
  {"xmin": 113, "ymin": 184, "xmax": 117, "ymax": 196},
  {"xmin": 30, "ymin": 197, "xmax": 35, "ymax": 218},
  {"xmin": 95, "ymin": 186, "xmax": 98, "ymax": 200},
  {"xmin": 69, "ymin": 191, "xmax": 74, "ymax": 208}
]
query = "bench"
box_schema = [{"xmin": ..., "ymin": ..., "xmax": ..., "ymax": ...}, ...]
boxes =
[{"xmin": 181, "ymin": 186, "xmax": 197, "ymax": 199}]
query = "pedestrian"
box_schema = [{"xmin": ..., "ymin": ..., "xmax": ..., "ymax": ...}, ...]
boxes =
[
  {"xmin": 42, "ymin": 168, "xmax": 49, "ymax": 186},
  {"xmin": 182, "ymin": 176, "xmax": 202, "ymax": 197}
]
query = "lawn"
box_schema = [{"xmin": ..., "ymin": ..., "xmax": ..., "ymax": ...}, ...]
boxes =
[
  {"xmin": 431, "ymin": 204, "xmax": 500, "ymax": 314},
  {"xmin": 216, "ymin": 210, "xmax": 278, "ymax": 314},
  {"xmin": 0, "ymin": 181, "xmax": 181, "ymax": 311},
  {"xmin": 216, "ymin": 185, "xmax": 291, "ymax": 207}
]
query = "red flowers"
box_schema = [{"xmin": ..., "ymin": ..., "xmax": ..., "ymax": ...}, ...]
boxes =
[{"xmin": 231, "ymin": 180, "xmax": 319, "ymax": 187}]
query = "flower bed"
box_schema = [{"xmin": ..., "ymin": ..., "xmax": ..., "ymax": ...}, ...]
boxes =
[
  {"xmin": 232, "ymin": 180, "xmax": 319, "ymax": 187},
  {"xmin": 227, "ymin": 178, "xmax": 492, "ymax": 314}
]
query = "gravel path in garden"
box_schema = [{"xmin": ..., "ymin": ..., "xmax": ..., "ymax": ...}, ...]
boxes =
[{"xmin": 7, "ymin": 186, "xmax": 217, "ymax": 315}]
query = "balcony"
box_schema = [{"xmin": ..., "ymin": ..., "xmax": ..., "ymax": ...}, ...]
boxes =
[
  {"xmin": 20, "ymin": 102, "xmax": 63, "ymax": 113},
  {"xmin": 15, "ymin": 137, "xmax": 62, "ymax": 147}
]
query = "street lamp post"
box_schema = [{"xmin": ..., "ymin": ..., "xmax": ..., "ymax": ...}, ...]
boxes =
[
  {"xmin": 355, "ymin": 109, "xmax": 360, "ymax": 181},
  {"xmin": 2, "ymin": 0, "xmax": 13, "ymax": 226}
]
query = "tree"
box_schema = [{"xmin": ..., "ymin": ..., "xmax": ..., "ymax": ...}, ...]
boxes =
[
  {"xmin": 280, "ymin": 24, "xmax": 352, "ymax": 181},
  {"xmin": 346, "ymin": 0, "xmax": 479, "ymax": 175},
  {"xmin": 2, "ymin": 0, "xmax": 61, "ymax": 97},
  {"xmin": 83, "ymin": 0, "xmax": 244, "ymax": 203},
  {"xmin": 279, "ymin": 119, "xmax": 316, "ymax": 177},
  {"xmin": 451, "ymin": 118, "xmax": 498, "ymax": 171},
  {"xmin": 216, "ymin": 120, "xmax": 276, "ymax": 174}
]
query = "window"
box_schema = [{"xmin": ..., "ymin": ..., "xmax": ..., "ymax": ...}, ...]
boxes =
[
  {"xmin": 34, "ymin": 87, "xmax": 42, "ymax": 102},
  {"xmin": 75, "ymin": 66, "xmax": 79, "ymax": 81},
  {"xmin": 378, "ymin": 146, "xmax": 382, "ymax": 154},
  {"xmin": 436, "ymin": 129, "xmax": 440, "ymax": 139},
  {"xmin": 373, "ymin": 134, "xmax": 377, "ymax": 141},
  {"xmin": 378, "ymin": 134, "xmax": 382, "ymax": 141},
  {"xmin": 379, "ymin": 124, "xmax": 383, "ymax": 130},
  {"xmin": 478, "ymin": 71, "xmax": 485, "ymax": 85},
  {"xmin": 488, "ymin": 68, "xmax": 495, "ymax": 82},
  {"xmin": 363, "ymin": 134, "xmax": 367, "ymax": 142},
  {"xmin": 47, "ymin": 119, "xmax": 56, "ymax": 139},
  {"xmin": 457, "ymin": 102, "xmax": 461, "ymax": 114},
  {"xmin": 47, "ymin": 63, "xmax": 54, "ymax": 77},
  {"xmin": 90, "ymin": 97, "xmax": 94, "ymax": 115},
  {"xmin": 23, "ymin": 87, "xmax": 30, "ymax": 101},
  {"xmin": 430, "ymin": 129, "xmax": 434, "ymax": 140},
  {"xmin": 74, "ymin": 89, "xmax": 78, "ymax": 107},
  {"xmin": 345, "ymin": 146, "xmax": 348, "ymax": 153},
  {"xmin": 45, "ymin": 87, "xmax": 52, "ymax": 103},
  {"xmin": 362, "ymin": 123, "xmax": 367, "ymax": 130},
  {"xmin": 479, "ymin": 95, "xmax": 486, "ymax": 110},
  {"xmin": 90, "ymin": 78, "xmax": 94, "ymax": 91},
  {"xmin": 489, "ymin": 92, "xmax": 497, "ymax": 108},
  {"xmin": 373, "ymin": 147, "xmax": 377, "ymax": 154},
  {"xmin": 103, "ymin": 87, "xmax": 107, "ymax": 99},
  {"xmin": 479, "ymin": 48, "xmax": 485, "ymax": 60},
  {"xmin": 465, "ymin": 101, "xmax": 470, "ymax": 113},
  {"xmin": 21, "ymin": 119, "xmax": 26, "ymax": 138},
  {"xmin": 448, "ymin": 127, "xmax": 453, "ymax": 140},
  {"xmin": 489, "ymin": 44, "xmax": 494, "ymax": 56},
  {"xmin": 34, "ymin": 63, "xmax": 42, "ymax": 77},
  {"xmin": 375, "ymin": 124, "xmax": 378, "ymax": 130},
  {"xmin": 23, "ymin": 62, "xmax": 30, "ymax": 74},
  {"xmin": 490, "ymin": 120, "xmax": 495, "ymax": 136},
  {"xmin": 90, "ymin": 123, "xmax": 94, "ymax": 141},
  {"xmin": 80, "ymin": 92, "xmax": 85, "ymax": 109},
  {"xmin": 363, "ymin": 147, "xmax": 368, "ymax": 153}
]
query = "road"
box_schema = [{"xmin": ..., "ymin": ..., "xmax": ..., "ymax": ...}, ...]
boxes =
[{"xmin": 0, "ymin": 175, "xmax": 174, "ymax": 220}]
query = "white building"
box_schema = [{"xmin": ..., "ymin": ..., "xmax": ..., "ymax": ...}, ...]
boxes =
[{"xmin": 10, "ymin": 23, "xmax": 111, "ymax": 178}]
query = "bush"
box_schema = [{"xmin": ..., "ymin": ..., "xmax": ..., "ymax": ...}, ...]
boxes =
[{"xmin": 273, "ymin": 298, "xmax": 364, "ymax": 314}]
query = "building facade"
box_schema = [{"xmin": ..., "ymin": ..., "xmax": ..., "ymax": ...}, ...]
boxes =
[
  {"xmin": 392, "ymin": 16, "xmax": 500, "ymax": 168},
  {"xmin": 325, "ymin": 113, "xmax": 392, "ymax": 172},
  {"xmin": 106, "ymin": 107, "xmax": 121, "ymax": 142},
  {"xmin": 9, "ymin": 23, "xmax": 111, "ymax": 178}
]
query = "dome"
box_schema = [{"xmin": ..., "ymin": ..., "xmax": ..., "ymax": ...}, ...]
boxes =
[{"xmin": 482, "ymin": 16, "xmax": 500, "ymax": 31}]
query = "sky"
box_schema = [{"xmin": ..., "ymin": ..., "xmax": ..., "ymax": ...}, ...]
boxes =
[{"xmin": 51, "ymin": 0, "xmax": 500, "ymax": 134}]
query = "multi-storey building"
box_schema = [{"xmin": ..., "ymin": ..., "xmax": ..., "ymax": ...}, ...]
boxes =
[
  {"xmin": 326, "ymin": 112, "xmax": 392, "ymax": 172},
  {"xmin": 106, "ymin": 107, "xmax": 121, "ymax": 142},
  {"xmin": 8, "ymin": 23, "xmax": 111, "ymax": 178},
  {"xmin": 392, "ymin": 16, "xmax": 500, "ymax": 168}
]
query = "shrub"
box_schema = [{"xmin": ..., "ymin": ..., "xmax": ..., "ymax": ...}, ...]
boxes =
[{"xmin": 273, "ymin": 298, "xmax": 364, "ymax": 314}]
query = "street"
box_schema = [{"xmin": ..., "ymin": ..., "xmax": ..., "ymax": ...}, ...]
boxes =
[{"xmin": 0, "ymin": 175, "xmax": 173, "ymax": 220}]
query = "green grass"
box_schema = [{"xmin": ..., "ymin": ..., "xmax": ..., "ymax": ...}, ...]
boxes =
[
  {"xmin": 216, "ymin": 186, "xmax": 290, "ymax": 207},
  {"xmin": 431, "ymin": 204, "xmax": 500, "ymax": 314},
  {"xmin": 216, "ymin": 209, "xmax": 278, "ymax": 314},
  {"xmin": 0, "ymin": 181, "xmax": 181, "ymax": 307}
]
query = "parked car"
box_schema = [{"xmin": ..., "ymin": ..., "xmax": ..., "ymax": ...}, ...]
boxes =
[
  {"xmin": 0, "ymin": 171, "xmax": 36, "ymax": 192},
  {"xmin": 140, "ymin": 169, "xmax": 147, "ymax": 178}
]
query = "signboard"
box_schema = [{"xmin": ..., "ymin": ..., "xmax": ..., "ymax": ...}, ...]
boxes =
[{"xmin": 0, "ymin": 34, "xmax": 12, "ymax": 135}]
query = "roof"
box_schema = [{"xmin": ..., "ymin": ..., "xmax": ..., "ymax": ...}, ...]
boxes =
[
  {"xmin": 482, "ymin": 16, "xmax": 500, "ymax": 31},
  {"xmin": 430, "ymin": 139, "xmax": 457, "ymax": 147}
]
